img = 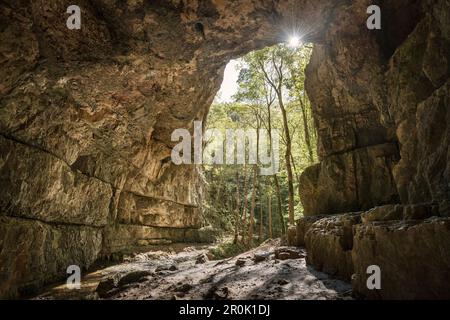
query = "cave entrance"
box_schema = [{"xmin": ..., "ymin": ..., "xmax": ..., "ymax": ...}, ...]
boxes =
[{"xmin": 201, "ymin": 42, "xmax": 317, "ymax": 246}]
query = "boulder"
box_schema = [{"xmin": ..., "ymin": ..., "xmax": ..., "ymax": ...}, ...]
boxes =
[
  {"xmin": 175, "ymin": 283, "xmax": 193, "ymax": 293},
  {"xmin": 235, "ymin": 258, "xmax": 246, "ymax": 267},
  {"xmin": 204, "ymin": 286, "xmax": 230, "ymax": 300},
  {"xmin": 253, "ymin": 252, "xmax": 270, "ymax": 263},
  {"xmin": 274, "ymin": 247, "xmax": 304, "ymax": 260},
  {"xmin": 96, "ymin": 270, "xmax": 151, "ymax": 298},
  {"xmin": 155, "ymin": 264, "xmax": 177, "ymax": 272},
  {"xmin": 195, "ymin": 253, "xmax": 209, "ymax": 264},
  {"xmin": 117, "ymin": 271, "xmax": 152, "ymax": 287},
  {"xmin": 96, "ymin": 278, "xmax": 119, "ymax": 298}
]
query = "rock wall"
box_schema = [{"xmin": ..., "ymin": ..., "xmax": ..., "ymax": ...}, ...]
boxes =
[
  {"xmin": 297, "ymin": 0, "xmax": 450, "ymax": 299},
  {"xmin": 387, "ymin": 5, "xmax": 450, "ymax": 214},
  {"xmin": 296, "ymin": 207, "xmax": 450, "ymax": 299},
  {"xmin": 301, "ymin": 0, "xmax": 401, "ymax": 216},
  {"xmin": 352, "ymin": 215, "xmax": 450, "ymax": 299},
  {"xmin": 301, "ymin": 0, "xmax": 449, "ymax": 218}
]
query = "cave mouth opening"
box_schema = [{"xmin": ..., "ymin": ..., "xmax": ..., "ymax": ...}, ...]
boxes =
[{"xmin": 200, "ymin": 42, "xmax": 317, "ymax": 243}]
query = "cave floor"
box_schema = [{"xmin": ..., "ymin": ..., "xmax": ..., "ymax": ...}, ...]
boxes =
[{"xmin": 35, "ymin": 239, "xmax": 352, "ymax": 300}]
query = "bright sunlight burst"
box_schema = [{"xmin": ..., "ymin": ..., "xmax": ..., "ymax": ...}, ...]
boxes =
[{"xmin": 288, "ymin": 35, "xmax": 301, "ymax": 48}]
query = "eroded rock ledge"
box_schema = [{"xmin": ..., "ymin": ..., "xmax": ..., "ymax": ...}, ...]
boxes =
[{"xmin": 295, "ymin": 205, "xmax": 450, "ymax": 299}]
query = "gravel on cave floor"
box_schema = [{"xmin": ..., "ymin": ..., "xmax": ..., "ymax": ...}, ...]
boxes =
[{"xmin": 35, "ymin": 239, "xmax": 352, "ymax": 300}]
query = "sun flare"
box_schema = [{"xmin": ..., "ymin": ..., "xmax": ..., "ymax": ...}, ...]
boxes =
[{"xmin": 288, "ymin": 35, "xmax": 301, "ymax": 48}]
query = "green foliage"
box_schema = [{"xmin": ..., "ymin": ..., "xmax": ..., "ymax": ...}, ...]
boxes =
[
  {"xmin": 203, "ymin": 43, "xmax": 317, "ymax": 244},
  {"xmin": 208, "ymin": 241, "xmax": 248, "ymax": 260}
]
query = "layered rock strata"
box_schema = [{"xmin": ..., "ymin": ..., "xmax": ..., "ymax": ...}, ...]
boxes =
[
  {"xmin": 296, "ymin": 206, "xmax": 450, "ymax": 299},
  {"xmin": 297, "ymin": 0, "xmax": 450, "ymax": 299}
]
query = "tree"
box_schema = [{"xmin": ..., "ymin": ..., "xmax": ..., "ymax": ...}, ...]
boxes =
[
  {"xmin": 233, "ymin": 170, "xmax": 241, "ymax": 244},
  {"xmin": 203, "ymin": 43, "xmax": 315, "ymax": 245},
  {"xmin": 268, "ymin": 192, "xmax": 273, "ymax": 238},
  {"xmin": 285, "ymin": 46, "xmax": 316, "ymax": 164},
  {"xmin": 255, "ymin": 46, "xmax": 296, "ymax": 226}
]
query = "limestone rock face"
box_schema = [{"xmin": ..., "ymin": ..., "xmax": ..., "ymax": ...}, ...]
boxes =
[
  {"xmin": 101, "ymin": 224, "xmax": 201, "ymax": 257},
  {"xmin": 295, "ymin": 215, "xmax": 327, "ymax": 247},
  {"xmin": 301, "ymin": 0, "xmax": 449, "ymax": 219},
  {"xmin": 117, "ymin": 191, "xmax": 201, "ymax": 229},
  {"xmin": 0, "ymin": 216, "xmax": 102, "ymax": 298},
  {"xmin": 300, "ymin": 0, "xmax": 403, "ymax": 216},
  {"xmin": 0, "ymin": 136, "xmax": 112, "ymax": 226},
  {"xmin": 387, "ymin": 5, "xmax": 450, "ymax": 214},
  {"xmin": 299, "ymin": 204, "xmax": 449, "ymax": 299},
  {"xmin": 300, "ymin": 144, "xmax": 399, "ymax": 216},
  {"xmin": 361, "ymin": 204, "xmax": 437, "ymax": 223},
  {"xmin": 352, "ymin": 217, "xmax": 450, "ymax": 299},
  {"xmin": 305, "ymin": 0, "xmax": 401, "ymax": 161},
  {"xmin": 297, "ymin": 0, "xmax": 450, "ymax": 298},
  {"xmin": 304, "ymin": 213, "xmax": 361, "ymax": 281}
]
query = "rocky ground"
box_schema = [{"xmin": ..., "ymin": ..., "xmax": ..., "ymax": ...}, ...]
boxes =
[{"xmin": 35, "ymin": 239, "xmax": 352, "ymax": 300}]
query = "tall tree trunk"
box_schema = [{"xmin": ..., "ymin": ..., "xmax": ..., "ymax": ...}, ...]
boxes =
[
  {"xmin": 241, "ymin": 163, "xmax": 249, "ymax": 242},
  {"xmin": 215, "ymin": 169, "xmax": 224, "ymax": 204},
  {"xmin": 265, "ymin": 94, "xmax": 285, "ymax": 235},
  {"xmin": 299, "ymin": 96, "xmax": 314, "ymax": 163},
  {"xmin": 273, "ymin": 175, "xmax": 285, "ymax": 235},
  {"xmin": 290, "ymin": 153, "xmax": 303, "ymax": 204},
  {"xmin": 247, "ymin": 120, "xmax": 260, "ymax": 246},
  {"xmin": 247, "ymin": 165, "xmax": 257, "ymax": 246},
  {"xmin": 278, "ymin": 93, "xmax": 295, "ymax": 226},
  {"xmin": 233, "ymin": 171, "xmax": 240, "ymax": 244},
  {"xmin": 259, "ymin": 191, "xmax": 263, "ymax": 241},
  {"xmin": 268, "ymin": 193, "xmax": 273, "ymax": 239},
  {"xmin": 259, "ymin": 57, "xmax": 295, "ymax": 226}
]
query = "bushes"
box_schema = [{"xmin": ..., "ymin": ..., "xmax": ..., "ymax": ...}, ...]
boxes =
[{"xmin": 208, "ymin": 242, "xmax": 248, "ymax": 260}]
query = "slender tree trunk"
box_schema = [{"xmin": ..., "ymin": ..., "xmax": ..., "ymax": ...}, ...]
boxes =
[
  {"xmin": 299, "ymin": 96, "xmax": 314, "ymax": 163},
  {"xmin": 273, "ymin": 175, "xmax": 285, "ymax": 235},
  {"xmin": 291, "ymin": 153, "xmax": 301, "ymax": 190},
  {"xmin": 241, "ymin": 163, "xmax": 249, "ymax": 243},
  {"xmin": 247, "ymin": 165, "xmax": 257, "ymax": 246},
  {"xmin": 259, "ymin": 191, "xmax": 263, "ymax": 241},
  {"xmin": 259, "ymin": 57, "xmax": 295, "ymax": 226},
  {"xmin": 290, "ymin": 152, "xmax": 303, "ymax": 206},
  {"xmin": 215, "ymin": 169, "xmax": 224, "ymax": 204},
  {"xmin": 278, "ymin": 93, "xmax": 295, "ymax": 226},
  {"xmin": 233, "ymin": 171, "xmax": 240, "ymax": 244},
  {"xmin": 265, "ymin": 95, "xmax": 285, "ymax": 235},
  {"xmin": 247, "ymin": 120, "xmax": 260, "ymax": 246},
  {"xmin": 268, "ymin": 193, "xmax": 273, "ymax": 238}
]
